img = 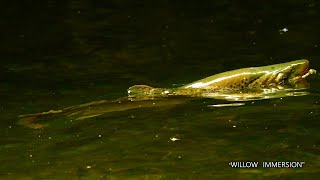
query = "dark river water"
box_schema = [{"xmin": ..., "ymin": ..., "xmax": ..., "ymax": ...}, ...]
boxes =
[{"xmin": 1, "ymin": 0, "xmax": 320, "ymax": 179}]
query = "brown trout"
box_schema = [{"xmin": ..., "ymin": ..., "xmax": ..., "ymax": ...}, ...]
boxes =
[
  {"xmin": 128, "ymin": 59, "xmax": 316, "ymax": 100},
  {"xmin": 18, "ymin": 59, "xmax": 316, "ymax": 129}
]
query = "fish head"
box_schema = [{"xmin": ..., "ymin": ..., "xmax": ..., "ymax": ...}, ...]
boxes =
[
  {"xmin": 281, "ymin": 59, "xmax": 309, "ymax": 83},
  {"xmin": 264, "ymin": 59, "xmax": 310, "ymax": 86},
  {"xmin": 246, "ymin": 59, "xmax": 314, "ymax": 90},
  {"xmin": 204, "ymin": 60, "xmax": 313, "ymax": 101}
]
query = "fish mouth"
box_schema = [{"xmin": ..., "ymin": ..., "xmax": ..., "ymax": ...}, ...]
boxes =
[
  {"xmin": 292, "ymin": 60, "xmax": 309, "ymax": 77},
  {"xmin": 273, "ymin": 60, "xmax": 312, "ymax": 85},
  {"xmin": 248, "ymin": 60, "xmax": 315, "ymax": 89},
  {"xmin": 286, "ymin": 60, "xmax": 317, "ymax": 84}
]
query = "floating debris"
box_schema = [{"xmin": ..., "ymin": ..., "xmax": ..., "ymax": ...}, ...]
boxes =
[{"xmin": 279, "ymin": 28, "xmax": 288, "ymax": 33}]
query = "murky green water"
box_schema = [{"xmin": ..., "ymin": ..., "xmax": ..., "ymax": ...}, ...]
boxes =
[{"xmin": 1, "ymin": 1, "xmax": 320, "ymax": 179}]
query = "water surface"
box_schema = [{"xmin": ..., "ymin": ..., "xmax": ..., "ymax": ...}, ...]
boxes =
[{"xmin": 1, "ymin": 0, "xmax": 320, "ymax": 179}]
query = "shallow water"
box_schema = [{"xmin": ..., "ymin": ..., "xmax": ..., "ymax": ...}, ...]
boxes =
[{"xmin": 1, "ymin": 0, "xmax": 320, "ymax": 179}]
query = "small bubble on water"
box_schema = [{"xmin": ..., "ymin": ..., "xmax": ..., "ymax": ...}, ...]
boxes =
[{"xmin": 279, "ymin": 27, "xmax": 288, "ymax": 33}]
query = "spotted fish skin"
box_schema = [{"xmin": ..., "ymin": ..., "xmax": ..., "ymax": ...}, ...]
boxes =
[{"xmin": 128, "ymin": 59, "xmax": 314, "ymax": 99}]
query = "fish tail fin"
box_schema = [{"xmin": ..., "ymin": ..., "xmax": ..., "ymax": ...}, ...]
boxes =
[
  {"xmin": 128, "ymin": 85, "xmax": 170, "ymax": 100},
  {"xmin": 18, "ymin": 109, "xmax": 63, "ymax": 129}
]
